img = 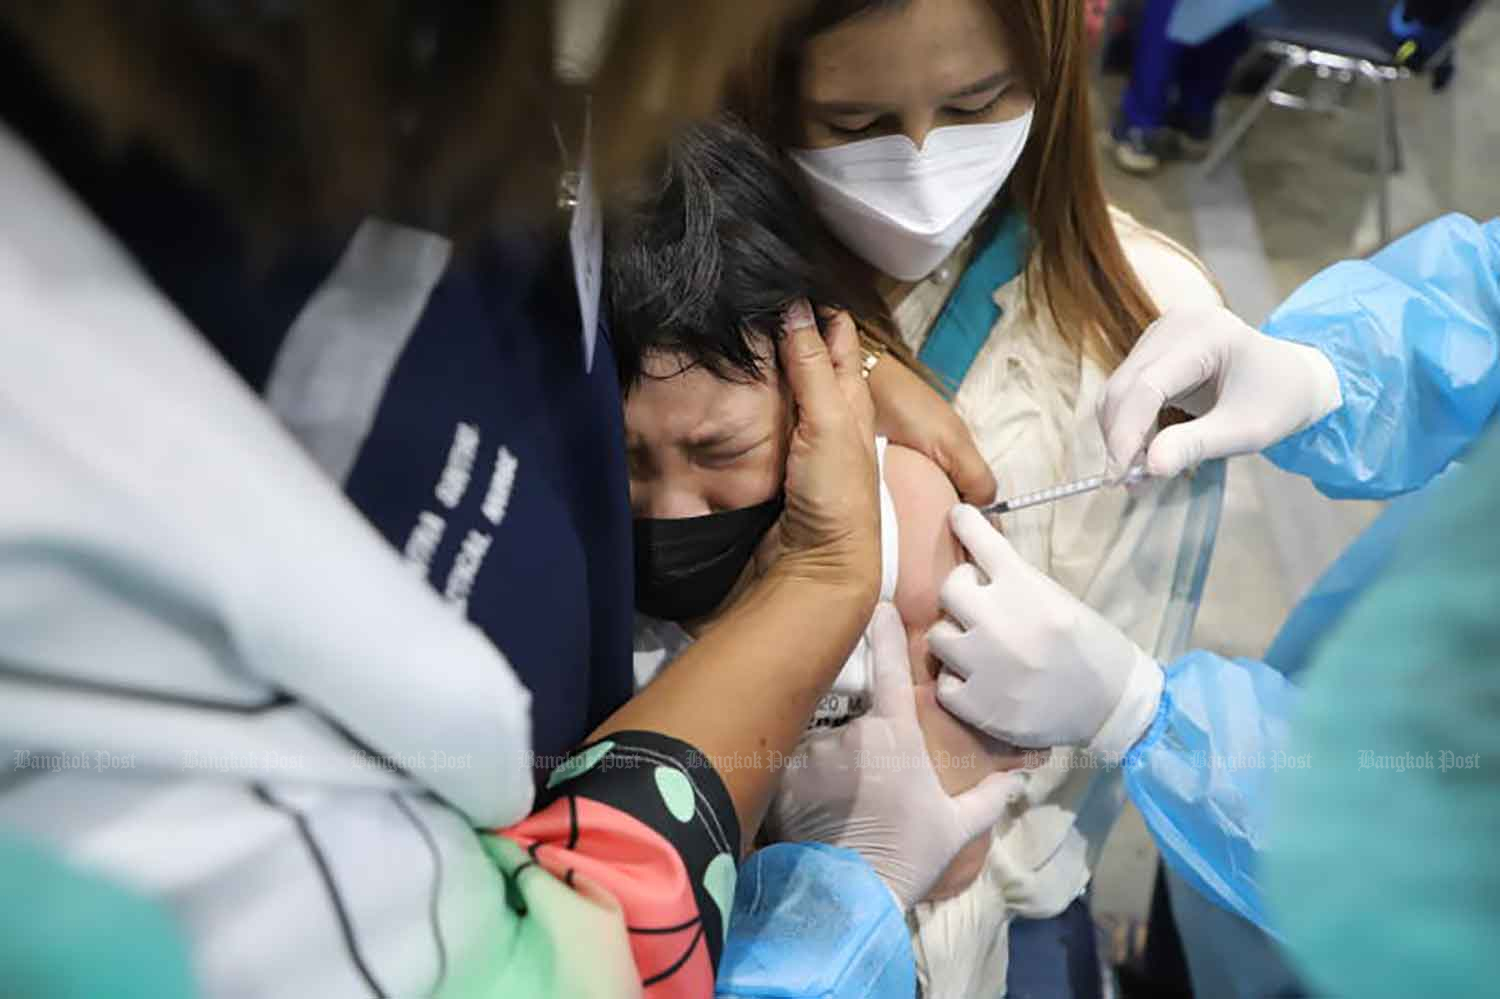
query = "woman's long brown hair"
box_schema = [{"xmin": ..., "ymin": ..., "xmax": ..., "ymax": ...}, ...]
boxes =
[{"xmin": 728, "ymin": 0, "xmax": 1163, "ymax": 372}]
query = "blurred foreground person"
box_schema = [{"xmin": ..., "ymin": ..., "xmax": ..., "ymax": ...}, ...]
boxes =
[
  {"xmin": 0, "ymin": 4, "xmax": 1002, "ymax": 997},
  {"xmin": 1267, "ymin": 416, "xmax": 1500, "ymax": 998}
]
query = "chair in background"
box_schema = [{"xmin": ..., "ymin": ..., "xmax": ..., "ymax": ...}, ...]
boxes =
[{"xmin": 1200, "ymin": 0, "xmax": 1484, "ymax": 244}]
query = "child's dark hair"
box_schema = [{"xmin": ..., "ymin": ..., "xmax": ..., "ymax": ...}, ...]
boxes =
[{"xmin": 606, "ymin": 115, "xmax": 907, "ymax": 391}]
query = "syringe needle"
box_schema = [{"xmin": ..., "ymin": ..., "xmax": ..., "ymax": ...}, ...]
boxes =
[
  {"xmin": 983, "ymin": 476, "xmax": 1107, "ymax": 515},
  {"xmin": 982, "ymin": 466, "xmax": 1147, "ymax": 516}
]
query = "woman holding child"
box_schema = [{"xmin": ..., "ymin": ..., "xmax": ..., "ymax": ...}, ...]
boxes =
[{"xmin": 723, "ymin": 0, "xmax": 1253, "ymax": 993}]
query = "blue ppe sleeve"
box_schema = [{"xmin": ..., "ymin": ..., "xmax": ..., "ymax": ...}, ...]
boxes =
[
  {"xmin": 1263, "ymin": 214, "xmax": 1500, "ymax": 498},
  {"xmin": 717, "ymin": 843, "xmax": 916, "ymax": 999},
  {"xmin": 1262, "ymin": 476, "xmax": 1441, "ymax": 678},
  {"xmin": 1122, "ymin": 652, "xmax": 1302, "ymax": 935}
]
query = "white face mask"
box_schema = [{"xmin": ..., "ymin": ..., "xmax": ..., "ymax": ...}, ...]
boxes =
[{"xmin": 789, "ymin": 108, "xmax": 1034, "ymax": 281}]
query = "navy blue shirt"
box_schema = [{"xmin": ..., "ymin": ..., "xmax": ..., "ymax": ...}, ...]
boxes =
[
  {"xmin": 3, "ymin": 40, "xmax": 636, "ymax": 773},
  {"xmin": 337, "ymin": 238, "xmax": 637, "ymax": 764}
]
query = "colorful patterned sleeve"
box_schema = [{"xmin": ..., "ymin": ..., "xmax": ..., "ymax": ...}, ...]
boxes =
[{"xmin": 489, "ymin": 731, "xmax": 741, "ymax": 998}]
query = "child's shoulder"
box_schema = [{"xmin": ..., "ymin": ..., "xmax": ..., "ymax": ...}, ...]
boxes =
[{"xmin": 881, "ymin": 442, "xmax": 961, "ymax": 636}]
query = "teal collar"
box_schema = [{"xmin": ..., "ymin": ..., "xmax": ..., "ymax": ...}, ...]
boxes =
[{"xmin": 916, "ymin": 211, "xmax": 1031, "ymax": 396}]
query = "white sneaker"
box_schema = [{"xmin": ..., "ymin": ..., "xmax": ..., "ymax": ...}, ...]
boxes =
[{"xmin": 1112, "ymin": 128, "xmax": 1161, "ymax": 175}]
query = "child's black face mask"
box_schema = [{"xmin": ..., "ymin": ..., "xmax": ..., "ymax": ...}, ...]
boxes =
[{"xmin": 632, "ymin": 495, "xmax": 784, "ymax": 622}]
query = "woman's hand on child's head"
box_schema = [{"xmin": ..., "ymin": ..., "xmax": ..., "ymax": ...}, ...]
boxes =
[
  {"xmin": 771, "ymin": 303, "xmax": 881, "ymax": 610},
  {"xmin": 867, "ymin": 356, "xmax": 998, "ymax": 506}
]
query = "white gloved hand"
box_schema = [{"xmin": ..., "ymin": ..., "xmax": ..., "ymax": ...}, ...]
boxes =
[
  {"xmin": 927, "ymin": 506, "xmax": 1165, "ymax": 757},
  {"xmin": 767, "ymin": 604, "xmax": 1026, "ymax": 911},
  {"xmin": 1096, "ymin": 305, "xmax": 1342, "ymax": 478}
]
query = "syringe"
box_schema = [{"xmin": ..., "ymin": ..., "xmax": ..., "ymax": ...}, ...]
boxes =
[{"xmin": 982, "ymin": 465, "xmax": 1147, "ymax": 516}]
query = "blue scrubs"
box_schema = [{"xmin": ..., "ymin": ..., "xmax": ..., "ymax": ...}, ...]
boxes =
[{"xmin": 1119, "ymin": 0, "xmax": 1251, "ymax": 135}]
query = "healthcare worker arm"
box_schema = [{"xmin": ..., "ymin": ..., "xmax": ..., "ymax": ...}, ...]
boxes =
[
  {"xmin": 728, "ymin": 605, "xmax": 1023, "ymax": 999},
  {"xmin": 1101, "ymin": 214, "xmax": 1500, "ymax": 495},
  {"xmin": 717, "ymin": 843, "xmax": 920, "ymax": 999},
  {"xmin": 769, "ymin": 606, "xmax": 1027, "ymax": 910},
  {"xmin": 1121, "ymin": 650, "xmax": 1298, "ymax": 933},
  {"xmin": 931, "ymin": 505, "xmax": 1297, "ymax": 932},
  {"xmin": 1262, "ymin": 213, "xmax": 1500, "ymax": 496}
]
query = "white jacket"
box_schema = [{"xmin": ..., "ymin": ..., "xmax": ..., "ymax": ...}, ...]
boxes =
[
  {"xmin": 896, "ymin": 209, "xmax": 1234, "ymax": 998},
  {"xmin": 0, "ymin": 123, "xmax": 536, "ymax": 997}
]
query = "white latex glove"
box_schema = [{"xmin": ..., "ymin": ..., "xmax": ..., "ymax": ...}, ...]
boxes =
[
  {"xmin": 1097, "ymin": 305, "xmax": 1342, "ymax": 478},
  {"xmin": 927, "ymin": 505, "xmax": 1165, "ymax": 757},
  {"xmin": 767, "ymin": 603, "xmax": 1026, "ymax": 910}
]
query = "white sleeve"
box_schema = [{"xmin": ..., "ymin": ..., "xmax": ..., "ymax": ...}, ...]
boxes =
[
  {"xmin": 0, "ymin": 132, "xmax": 534, "ymax": 826},
  {"xmin": 875, "ymin": 436, "xmax": 901, "ymax": 603}
]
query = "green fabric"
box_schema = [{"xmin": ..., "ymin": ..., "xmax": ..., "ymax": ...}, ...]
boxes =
[
  {"xmin": 703, "ymin": 852, "xmax": 737, "ymax": 945},
  {"xmin": 0, "ymin": 832, "xmax": 197, "ymax": 999},
  {"xmin": 1268, "ymin": 423, "xmax": 1500, "ymax": 998},
  {"xmin": 462, "ymin": 835, "xmax": 640, "ymax": 999},
  {"xmin": 0, "ymin": 827, "xmax": 644, "ymax": 999},
  {"xmin": 654, "ymin": 765, "xmax": 696, "ymax": 822},
  {"xmin": 546, "ymin": 738, "xmax": 615, "ymax": 789}
]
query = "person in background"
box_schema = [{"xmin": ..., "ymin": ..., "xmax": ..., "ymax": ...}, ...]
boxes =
[
  {"xmin": 1111, "ymin": 0, "xmax": 1253, "ymax": 174},
  {"xmin": 1113, "ymin": 0, "xmax": 1474, "ymax": 175},
  {"xmin": 0, "ymin": 3, "xmax": 1003, "ymax": 996}
]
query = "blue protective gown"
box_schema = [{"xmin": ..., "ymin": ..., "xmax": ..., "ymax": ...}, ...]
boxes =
[{"xmin": 1122, "ymin": 213, "xmax": 1500, "ymax": 933}]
